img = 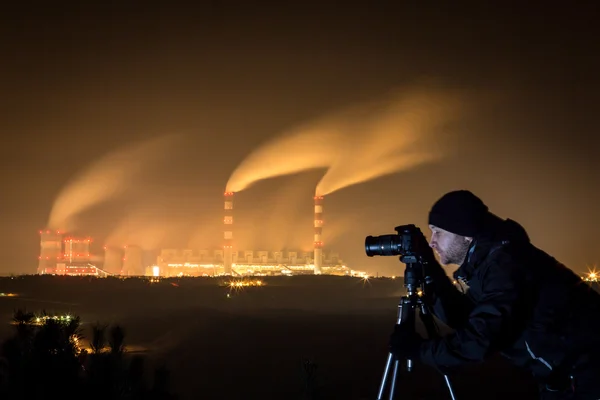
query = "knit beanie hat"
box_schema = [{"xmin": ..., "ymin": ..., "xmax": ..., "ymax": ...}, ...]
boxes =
[{"xmin": 428, "ymin": 190, "xmax": 489, "ymax": 237}]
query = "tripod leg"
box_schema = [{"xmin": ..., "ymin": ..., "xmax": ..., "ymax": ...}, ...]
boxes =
[
  {"xmin": 444, "ymin": 375, "xmax": 457, "ymax": 400},
  {"xmin": 377, "ymin": 297, "xmax": 415, "ymax": 400},
  {"xmin": 419, "ymin": 303, "xmax": 458, "ymax": 400},
  {"xmin": 388, "ymin": 358, "xmax": 400, "ymax": 400},
  {"xmin": 376, "ymin": 353, "xmax": 394, "ymax": 400},
  {"xmin": 377, "ymin": 302, "xmax": 404, "ymax": 400}
]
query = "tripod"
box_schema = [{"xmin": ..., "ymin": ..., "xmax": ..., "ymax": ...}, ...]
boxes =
[{"xmin": 377, "ymin": 256, "xmax": 457, "ymax": 400}]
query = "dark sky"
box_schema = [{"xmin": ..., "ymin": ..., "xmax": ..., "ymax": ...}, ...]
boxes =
[{"xmin": 1, "ymin": 3, "xmax": 598, "ymax": 276}]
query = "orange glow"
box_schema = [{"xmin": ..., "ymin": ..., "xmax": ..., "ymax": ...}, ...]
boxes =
[
  {"xmin": 585, "ymin": 265, "xmax": 599, "ymax": 282},
  {"xmin": 226, "ymin": 85, "xmax": 461, "ymax": 196},
  {"xmin": 47, "ymin": 135, "xmax": 182, "ymax": 232}
]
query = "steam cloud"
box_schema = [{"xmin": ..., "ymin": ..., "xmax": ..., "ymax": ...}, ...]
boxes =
[
  {"xmin": 47, "ymin": 135, "xmax": 182, "ymax": 231},
  {"xmin": 105, "ymin": 209, "xmax": 189, "ymax": 250},
  {"xmin": 226, "ymin": 84, "xmax": 462, "ymax": 196}
]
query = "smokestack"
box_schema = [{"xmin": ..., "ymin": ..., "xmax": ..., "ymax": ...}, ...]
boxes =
[
  {"xmin": 314, "ymin": 195, "xmax": 324, "ymax": 274},
  {"xmin": 224, "ymin": 191, "xmax": 234, "ymax": 275}
]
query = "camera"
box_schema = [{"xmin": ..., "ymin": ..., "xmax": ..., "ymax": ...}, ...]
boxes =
[
  {"xmin": 365, "ymin": 224, "xmax": 429, "ymax": 294},
  {"xmin": 364, "ymin": 224, "xmax": 419, "ymax": 257}
]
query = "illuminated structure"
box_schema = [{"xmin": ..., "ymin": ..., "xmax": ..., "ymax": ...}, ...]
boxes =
[
  {"xmin": 37, "ymin": 230, "xmax": 109, "ymax": 277},
  {"xmin": 145, "ymin": 265, "xmax": 161, "ymax": 277},
  {"xmin": 54, "ymin": 264, "xmax": 109, "ymax": 277},
  {"xmin": 154, "ymin": 248, "xmax": 353, "ymax": 277},
  {"xmin": 223, "ymin": 191, "xmax": 234, "ymax": 275},
  {"xmin": 38, "ymin": 230, "xmax": 63, "ymax": 274},
  {"xmin": 313, "ymin": 195, "xmax": 324, "ymax": 274},
  {"xmin": 63, "ymin": 236, "xmax": 91, "ymax": 263},
  {"xmin": 122, "ymin": 245, "xmax": 143, "ymax": 275}
]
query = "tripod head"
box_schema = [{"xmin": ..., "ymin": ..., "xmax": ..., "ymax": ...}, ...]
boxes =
[{"xmin": 400, "ymin": 255, "xmax": 425, "ymax": 297}]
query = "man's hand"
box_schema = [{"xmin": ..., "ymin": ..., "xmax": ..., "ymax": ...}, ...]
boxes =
[
  {"xmin": 389, "ymin": 323, "xmax": 423, "ymax": 360},
  {"xmin": 413, "ymin": 227, "xmax": 437, "ymax": 265}
]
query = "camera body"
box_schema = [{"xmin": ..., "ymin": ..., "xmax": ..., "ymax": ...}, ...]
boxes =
[{"xmin": 365, "ymin": 224, "xmax": 427, "ymax": 290}]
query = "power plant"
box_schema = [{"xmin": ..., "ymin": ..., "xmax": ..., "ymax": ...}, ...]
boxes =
[
  {"xmin": 37, "ymin": 230, "xmax": 109, "ymax": 277},
  {"xmin": 37, "ymin": 236, "xmax": 357, "ymax": 277},
  {"xmin": 153, "ymin": 248, "xmax": 351, "ymax": 277},
  {"xmin": 37, "ymin": 191, "xmax": 368, "ymax": 278},
  {"xmin": 37, "ymin": 230, "xmax": 146, "ymax": 277}
]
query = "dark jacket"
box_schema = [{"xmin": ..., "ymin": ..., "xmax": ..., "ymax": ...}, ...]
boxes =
[{"xmin": 419, "ymin": 218, "xmax": 600, "ymax": 383}]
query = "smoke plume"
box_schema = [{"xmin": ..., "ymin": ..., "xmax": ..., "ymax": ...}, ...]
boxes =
[
  {"xmin": 226, "ymin": 84, "xmax": 462, "ymax": 196},
  {"xmin": 105, "ymin": 208, "xmax": 189, "ymax": 250},
  {"xmin": 47, "ymin": 135, "xmax": 182, "ymax": 231}
]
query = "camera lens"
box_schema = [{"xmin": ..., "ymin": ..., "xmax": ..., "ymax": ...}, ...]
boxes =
[{"xmin": 365, "ymin": 234, "xmax": 403, "ymax": 257}]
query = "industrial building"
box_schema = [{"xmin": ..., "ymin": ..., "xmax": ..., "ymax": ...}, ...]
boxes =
[
  {"xmin": 37, "ymin": 230, "xmax": 145, "ymax": 277},
  {"xmin": 38, "ymin": 230, "xmax": 358, "ymax": 278},
  {"xmin": 152, "ymin": 248, "xmax": 352, "ymax": 277},
  {"xmin": 37, "ymin": 230, "xmax": 109, "ymax": 277},
  {"xmin": 207, "ymin": 192, "xmax": 355, "ymax": 278},
  {"xmin": 37, "ymin": 191, "xmax": 367, "ymax": 278}
]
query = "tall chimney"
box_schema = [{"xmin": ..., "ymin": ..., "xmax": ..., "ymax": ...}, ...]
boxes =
[
  {"xmin": 313, "ymin": 195, "xmax": 324, "ymax": 274},
  {"xmin": 224, "ymin": 191, "xmax": 234, "ymax": 275}
]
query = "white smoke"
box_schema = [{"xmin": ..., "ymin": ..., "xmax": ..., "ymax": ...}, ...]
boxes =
[
  {"xmin": 47, "ymin": 134, "xmax": 182, "ymax": 231},
  {"xmin": 226, "ymin": 84, "xmax": 462, "ymax": 196}
]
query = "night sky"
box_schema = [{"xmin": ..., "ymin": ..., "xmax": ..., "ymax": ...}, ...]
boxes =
[{"xmin": 1, "ymin": 3, "xmax": 598, "ymax": 276}]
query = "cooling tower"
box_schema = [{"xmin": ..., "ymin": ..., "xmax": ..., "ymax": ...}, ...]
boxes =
[
  {"xmin": 122, "ymin": 245, "xmax": 143, "ymax": 276},
  {"xmin": 38, "ymin": 229, "xmax": 63, "ymax": 274},
  {"xmin": 223, "ymin": 191, "xmax": 234, "ymax": 274},
  {"xmin": 103, "ymin": 246, "xmax": 124, "ymax": 275},
  {"xmin": 313, "ymin": 195, "xmax": 324, "ymax": 274}
]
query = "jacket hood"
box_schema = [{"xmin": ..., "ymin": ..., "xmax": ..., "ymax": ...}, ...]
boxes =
[
  {"xmin": 494, "ymin": 217, "xmax": 531, "ymax": 244},
  {"xmin": 455, "ymin": 215, "xmax": 531, "ymax": 280},
  {"xmin": 476, "ymin": 213, "xmax": 530, "ymax": 244}
]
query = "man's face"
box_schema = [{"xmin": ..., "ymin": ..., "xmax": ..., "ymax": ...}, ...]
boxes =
[{"xmin": 428, "ymin": 225, "xmax": 472, "ymax": 266}]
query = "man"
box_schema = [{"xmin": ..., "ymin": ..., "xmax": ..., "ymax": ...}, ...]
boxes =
[{"xmin": 390, "ymin": 190, "xmax": 600, "ymax": 399}]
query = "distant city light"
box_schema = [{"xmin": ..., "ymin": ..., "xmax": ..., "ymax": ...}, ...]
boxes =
[
  {"xmin": 227, "ymin": 279, "xmax": 265, "ymax": 289},
  {"xmin": 582, "ymin": 266, "xmax": 598, "ymax": 282},
  {"xmin": 12, "ymin": 313, "xmax": 73, "ymax": 325}
]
